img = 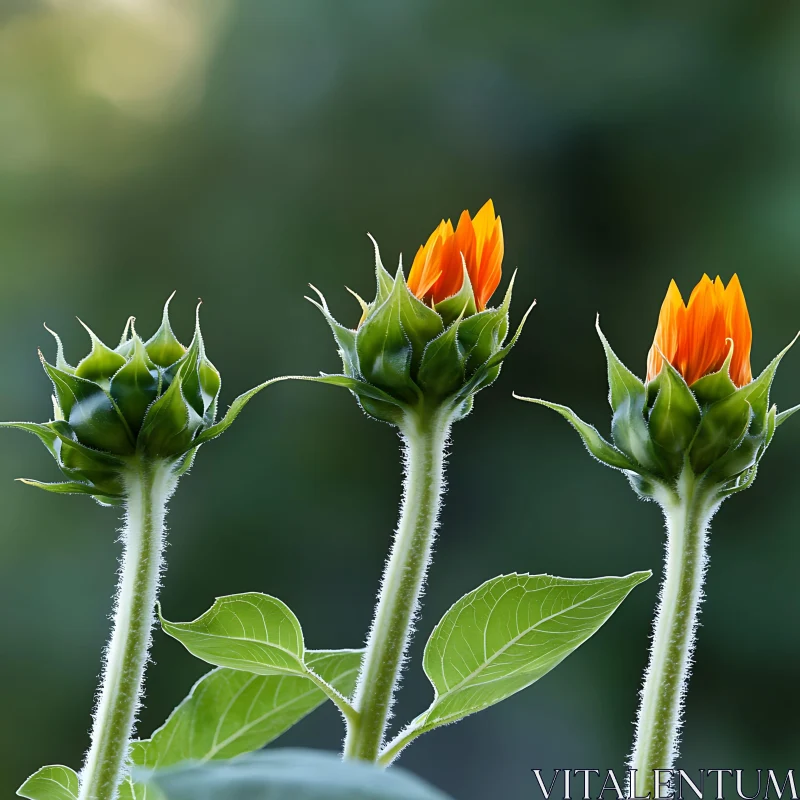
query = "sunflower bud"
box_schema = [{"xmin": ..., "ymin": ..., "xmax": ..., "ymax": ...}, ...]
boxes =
[
  {"xmin": 518, "ymin": 275, "xmax": 799, "ymax": 501},
  {"xmin": 308, "ymin": 200, "xmax": 533, "ymax": 426},
  {"xmin": 0, "ymin": 296, "xmax": 249, "ymax": 506}
]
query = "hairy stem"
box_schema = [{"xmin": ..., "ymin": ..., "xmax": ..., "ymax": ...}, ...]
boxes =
[
  {"xmin": 343, "ymin": 408, "xmax": 451, "ymax": 763},
  {"xmin": 630, "ymin": 470, "xmax": 717, "ymax": 798},
  {"xmin": 79, "ymin": 459, "xmax": 176, "ymax": 800}
]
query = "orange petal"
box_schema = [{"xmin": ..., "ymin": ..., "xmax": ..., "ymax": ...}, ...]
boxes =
[
  {"xmin": 646, "ymin": 279, "xmax": 685, "ymax": 382},
  {"xmin": 724, "ymin": 274, "xmax": 752, "ymax": 386}
]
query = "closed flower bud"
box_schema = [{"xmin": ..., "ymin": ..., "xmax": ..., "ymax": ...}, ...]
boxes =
[
  {"xmin": 518, "ymin": 274, "xmax": 799, "ymax": 500},
  {"xmin": 308, "ymin": 200, "xmax": 533, "ymax": 426},
  {"xmin": 1, "ymin": 295, "xmax": 256, "ymax": 505}
]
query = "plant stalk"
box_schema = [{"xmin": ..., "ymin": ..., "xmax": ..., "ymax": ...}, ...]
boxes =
[
  {"xmin": 79, "ymin": 459, "xmax": 176, "ymax": 800},
  {"xmin": 629, "ymin": 470, "xmax": 717, "ymax": 798},
  {"xmin": 343, "ymin": 407, "xmax": 451, "ymax": 763}
]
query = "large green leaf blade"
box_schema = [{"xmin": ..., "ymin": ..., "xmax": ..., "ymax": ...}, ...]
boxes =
[
  {"xmin": 17, "ymin": 766, "xmax": 79, "ymax": 800},
  {"xmin": 160, "ymin": 594, "xmax": 306, "ymax": 676},
  {"xmin": 419, "ymin": 572, "xmax": 650, "ymax": 730},
  {"xmin": 133, "ymin": 650, "xmax": 362, "ymax": 768},
  {"xmin": 139, "ymin": 749, "xmax": 454, "ymax": 800}
]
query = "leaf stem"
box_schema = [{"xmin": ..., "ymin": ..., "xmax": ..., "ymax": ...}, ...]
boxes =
[
  {"xmin": 629, "ymin": 469, "xmax": 718, "ymax": 798},
  {"xmin": 304, "ymin": 669, "xmax": 359, "ymax": 725},
  {"xmin": 378, "ymin": 721, "xmax": 424, "ymax": 766},
  {"xmin": 79, "ymin": 459, "xmax": 176, "ymax": 800},
  {"xmin": 343, "ymin": 407, "xmax": 451, "ymax": 763}
]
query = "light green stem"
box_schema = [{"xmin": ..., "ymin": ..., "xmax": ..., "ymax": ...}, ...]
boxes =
[
  {"xmin": 630, "ymin": 471, "xmax": 717, "ymax": 798},
  {"xmin": 79, "ymin": 459, "xmax": 176, "ymax": 800},
  {"xmin": 343, "ymin": 408, "xmax": 451, "ymax": 763}
]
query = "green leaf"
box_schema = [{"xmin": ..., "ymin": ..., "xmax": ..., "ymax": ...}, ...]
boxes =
[
  {"xmin": 17, "ymin": 765, "xmax": 78, "ymax": 800},
  {"xmin": 777, "ymin": 402, "xmax": 800, "ymax": 427},
  {"xmin": 596, "ymin": 321, "xmax": 658, "ymax": 471},
  {"xmin": 513, "ymin": 395, "xmax": 636, "ymax": 471},
  {"xmin": 146, "ymin": 293, "xmax": 186, "ymax": 368},
  {"xmin": 160, "ymin": 593, "xmax": 306, "ymax": 676},
  {"xmin": 138, "ymin": 749, "xmax": 454, "ymax": 800},
  {"xmin": 131, "ymin": 650, "xmax": 362, "ymax": 772},
  {"xmin": 403, "ymin": 572, "xmax": 650, "ymax": 744}
]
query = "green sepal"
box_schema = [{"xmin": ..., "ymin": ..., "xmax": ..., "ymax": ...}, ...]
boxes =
[
  {"xmin": 457, "ymin": 307, "xmax": 504, "ymax": 374},
  {"xmin": 596, "ymin": 320, "xmax": 659, "ymax": 472},
  {"xmin": 115, "ymin": 316, "xmax": 135, "ymax": 358},
  {"xmin": 17, "ymin": 765, "xmax": 78, "ymax": 800},
  {"xmin": 455, "ymin": 298, "xmax": 535, "ymax": 401},
  {"xmin": 138, "ymin": 368, "xmax": 204, "ymax": 459},
  {"xmin": 15, "ymin": 478, "xmax": 123, "ymax": 502},
  {"xmin": 369, "ymin": 234, "xmax": 395, "ymax": 307},
  {"xmin": 513, "ymin": 395, "xmax": 636, "ymax": 471},
  {"xmin": 41, "ymin": 357, "xmax": 134, "ymax": 455},
  {"xmin": 146, "ymin": 293, "xmax": 186, "ymax": 367},
  {"xmin": 0, "ymin": 421, "xmax": 60, "ymax": 460},
  {"xmin": 777, "ymin": 403, "xmax": 800, "ymax": 427},
  {"xmin": 718, "ymin": 405, "xmax": 777, "ymax": 498},
  {"xmin": 174, "ymin": 309, "xmax": 221, "ymax": 423},
  {"xmin": 306, "ymin": 286, "xmax": 359, "ymax": 377},
  {"xmin": 689, "ymin": 344, "xmax": 737, "ymax": 407},
  {"xmin": 434, "ymin": 263, "xmax": 477, "ymax": 326},
  {"xmin": 311, "ymin": 374, "xmax": 408, "ymax": 426},
  {"xmin": 647, "ymin": 358, "xmax": 701, "ymax": 476},
  {"xmin": 417, "ymin": 315, "xmax": 466, "ymax": 400},
  {"xmin": 44, "ymin": 325, "xmax": 74, "ymax": 373},
  {"xmin": 392, "ymin": 268, "xmax": 444, "ymax": 370},
  {"xmin": 74, "ymin": 320, "xmax": 127, "ymax": 386},
  {"xmin": 355, "ymin": 273, "xmax": 417, "ymax": 404},
  {"xmin": 456, "ymin": 273, "xmax": 514, "ymax": 372},
  {"xmin": 689, "ymin": 392, "xmax": 752, "ymax": 475},
  {"xmin": 109, "ymin": 335, "xmax": 159, "ymax": 434},
  {"xmin": 737, "ymin": 332, "xmax": 799, "ymax": 434}
]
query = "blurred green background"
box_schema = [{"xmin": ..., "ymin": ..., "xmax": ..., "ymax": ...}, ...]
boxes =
[{"xmin": 1, "ymin": 1, "xmax": 799, "ymax": 797}]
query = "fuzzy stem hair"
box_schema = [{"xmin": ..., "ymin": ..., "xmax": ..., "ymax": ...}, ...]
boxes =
[
  {"xmin": 343, "ymin": 406, "xmax": 451, "ymax": 763},
  {"xmin": 629, "ymin": 468, "xmax": 719, "ymax": 798},
  {"xmin": 79, "ymin": 459, "xmax": 176, "ymax": 800}
]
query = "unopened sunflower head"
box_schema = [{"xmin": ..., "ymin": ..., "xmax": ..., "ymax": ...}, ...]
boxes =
[
  {"xmin": 307, "ymin": 201, "xmax": 533, "ymax": 426},
  {"xmin": 517, "ymin": 274, "xmax": 799, "ymax": 502},
  {"xmin": 1, "ymin": 296, "xmax": 230, "ymax": 505}
]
